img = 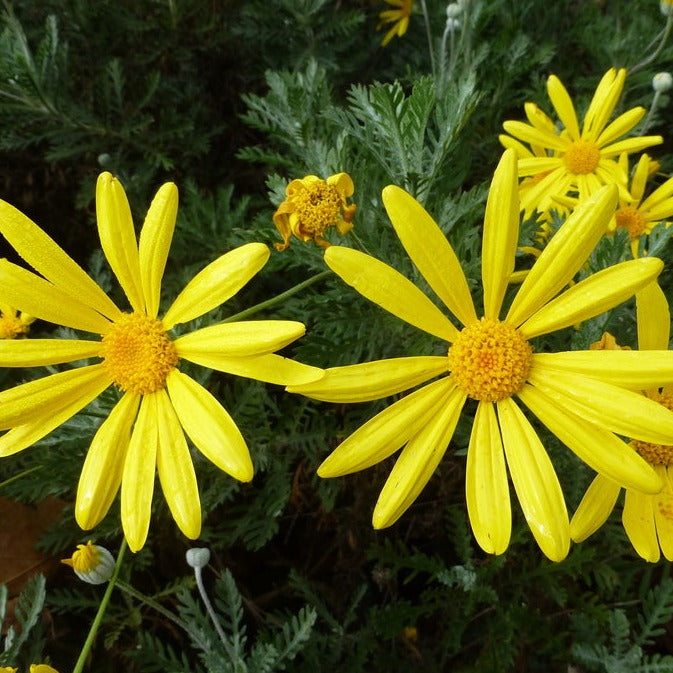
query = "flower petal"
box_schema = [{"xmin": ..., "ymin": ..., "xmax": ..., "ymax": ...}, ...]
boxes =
[
  {"xmin": 596, "ymin": 107, "xmax": 645, "ymax": 147},
  {"xmin": 372, "ymin": 387, "xmax": 466, "ymax": 528},
  {"xmin": 96, "ymin": 172, "xmax": 144, "ymax": 313},
  {"xmin": 506, "ymin": 184, "xmax": 618, "ymax": 327},
  {"xmin": 518, "ymin": 257, "xmax": 663, "ymax": 339},
  {"xmin": 496, "ymin": 397, "xmax": 569, "ymax": 562},
  {"xmin": 600, "ymin": 136, "xmax": 663, "ymax": 158},
  {"xmin": 0, "ymin": 260, "xmax": 112, "ymax": 334},
  {"xmin": 166, "ymin": 370, "xmax": 253, "ymax": 481},
  {"xmin": 121, "ymin": 393, "xmax": 158, "ymax": 552},
  {"xmin": 0, "ymin": 364, "xmax": 110, "ymax": 430},
  {"xmin": 482, "ymin": 149, "xmax": 520, "ymax": 320},
  {"xmin": 318, "ymin": 377, "xmax": 455, "ymax": 477},
  {"xmin": 0, "ymin": 197, "xmax": 121, "ymax": 320},
  {"xmin": 0, "ymin": 339, "xmax": 101, "ymax": 367},
  {"xmin": 655, "ymin": 466, "xmax": 673, "ymax": 561},
  {"xmin": 636, "ymin": 281, "xmax": 670, "ymax": 351},
  {"xmin": 582, "ymin": 68, "xmax": 624, "ymax": 140},
  {"xmin": 76, "ymin": 392, "xmax": 140, "ymax": 530},
  {"xmin": 138, "ymin": 182, "xmax": 178, "ymax": 318},
  {"xmin": 466, "ymin": 401, "xmax": 511, "ymax": 555},
  {"xmin": 324, "ymin": 246, "xmax": 458, "ymax": 342},
  {"xmin": 163, "ymin": 243, "xmax": 270, "ymax": 329},
  {"xmin": 175, "ymin": 321, "xmax": 306, "ymax": 357},
  {"xmin": 528, "ymin": 365, "xmax": 673, "ymax": 445},
  {"xmin": 517, "ymin": 383, "xmax": 661, "ymax": 493},
  {"xmin": 287, "ymin": 357, "xmax": 448, "ymax": 402},
  {"xmin": 182, "ymin": 352, "xmax": 322, "ymax": 387},
  {"xmin": 570, "ymin": 474, "xmax": 621, "ymax": 542},
  {"xmin": 502, "ymin": 120, "xmax": 567, "ymax": 152},
  {"xmin": 547, "ymin": 75, "xmax": 580, "ymax": 140},
  {"xmin": 381, "ymin": 185, "xmax": 476, "ymax": 327},
  {"xmin": 623, "ymin": 488, "xmax": 660, "ymax": 562},
  {"xmin": 155, "ymin": 389, "xmax": 201, "ymax": 540}
]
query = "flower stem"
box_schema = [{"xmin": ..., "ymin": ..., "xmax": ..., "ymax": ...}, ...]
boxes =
[
  {"xmin": 223, "ymin": 270, "xmax": 331, "ymax": 323},
  {"xmin": 194, "ymin": 563, "xmax": 234, "ymax": 656},
  {"xmin": 72, "ymin": 539, "xmax": 127, "ymax": 673},
  {"xmin": 630, "ymin": 14, "xmax": 673, "ymax": 75},
  {"xmin": 0, "ymin": 465, "xmax": 42, "ymax": 490},
  {"xmin": 419, "ymin": 0, "xmax": 437, "ymax": 78}
]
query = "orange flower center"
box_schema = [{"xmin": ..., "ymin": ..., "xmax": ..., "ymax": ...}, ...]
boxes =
[
  {"xmin": 99, "ymin": 313, "xmax": 178, "ymax": 394},
  {"xmin": 615, "ymin": 205, "xmax": 647, "ymax": 239},
  {"xmin": 0, "ymin": 312, "xmax": 29, "ymax": 339},
  {"xmin": 293, "ymin": 182, "xmax": 344, "ymax": 236},
  {"xmin": 631, "ymin": 392, "xmax": 673, "ymax": 466},
  {"xmin": 563, "ymin": 139, "xmax": 601, "ymax": 175},
  {"xmin": 448, "ymin": 318, "xmax": 533, "ymax": 402}
]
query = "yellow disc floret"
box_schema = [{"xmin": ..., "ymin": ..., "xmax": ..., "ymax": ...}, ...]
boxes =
[
  {"xmin": 448, "ymin": 318, "xmax": 533, "ymax": 402},
  {"xmin": 615, "ymin": 205, "xmax": 647, "ymax": 239},
  {"xmin": 631, "ymin": 391, "xmax": 673, "ymax": 466},
  {"xmin": 563, "ymin": 139, "xmax": 601, "ymax": 175},
  {"xmin": 292, "ymin": 181, "xmax": 345, "ymax": 237},
  {"xmin": 100, "ymin": 312, "xmax": 178, "ymax": 394}
]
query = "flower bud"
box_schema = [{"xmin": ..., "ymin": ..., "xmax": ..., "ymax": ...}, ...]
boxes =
[
  {"xmin": 61, "ymin": 541, "xmax": 115, "ymax": 585},
  {"xmin": 653, "ymin": 72, "xmax": 673, "ymax": 93},
  {"xmin": 446, "ymin": 2, "xmax": 462, "ymax": 18},
  {"xmin": 186, "ymin": 547, "xmax": 211, "ymax": 569}
]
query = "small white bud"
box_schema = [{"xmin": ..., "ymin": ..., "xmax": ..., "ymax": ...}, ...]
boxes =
[
  {"xmin": 661, "ymin": 0, "xmax": 673, "ymax": 16},
  {"xmin": 61, "ymin": 541, "xmax": 115, "ymax": 585},
  {"xmin": 186, "ymin": 547, "xmax": 211, "ymax": 569},
  {"xmin": 446, "ymin": 3, "xmax": 462, "ymax": 18},
  {"xmin": 447, "ymin": 18, "xmax": 461, "ymax": 30},
  {"xmin": 653, "ymin": 72, "xmax": 673, "ymax": 93}
]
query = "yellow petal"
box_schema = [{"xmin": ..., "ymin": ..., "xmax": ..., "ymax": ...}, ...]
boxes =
[
  {"xmin": 636, "ymin": 281, "xmax": 670, "ymax": 350},
  {"xmin": 381, "ymin": 185, "xmax": 476, "ymax": 326},
  {"xmin": 482, "ymin": 149, "xmax": 520, "ymax": 320},
  {"xmin": 0, "ymin": 364, "xmax": 110, "ymax": 430},
  {"xmin": 547, "ymin": 74, "xmax": 580, "ymax": 140},
  {"xmin": 121, "ymin": 393, "xmax": 158, "ymax": 552},
  {"xmin": 0, "ymin": 197, "xmax": 121, "ymax": 320},
  {"xmin": 166, "ymin": 370, "xmax": 253, "ymax": 481},
  {"xmin": 583, "ymin": 68, "xmax": 624, "ymax": 140},
  {"xmin": 596, "ymin": 107, "xmax": 645, "ymax": 148},
  {"xmin": 163, "ymin": 242, "xmax": 270, "ymax": 329},
  {"xmin": 502, "ymin": 120, "xmax": 567, "ymax": 152},
  {"xmin": 0, "ymin": 371, "xmax": 110, "ymax": 457},
  {"xmin": 570, "ymin": 474, "xmax": 621, "ymax": 542},
  {"xmin": 318, "ymin": 377, "xmax": 454, "ymax": 477},
  {"xmin": 623, "ymin": 488, "xmax": 660, "ymax": 562},
  {"xmin": 518, "ymin": 257, "xmax": 663, "ymax": 339},
  {"xmin": 466, "ymin": 401, "xmax": 511, "ymax": 555},
  {"xmin": 182, "ymin": 352, "xmax": 323, "ymax": 387},
  {"xmin": 0, "ymin": 338, "xmax": 101, "ymax": 367},
  {"xmin": 175, "ymin": 320, "xmax": 305, "ymax": 357},
  {"xmin": 76, "ymin": 392, "xmax": 140, "ymax": 530},
  {"xmin": 654, "ymin": 466, "xmax": 673, "ymax": 561},
  {"xmin": 600, "ymin": 135, "xmax": 663, "ymax": 158},
  {"xmin": 517, "ymin": 383, "xmax": 661, "ymax": 493},
  {"xmin": 139, "ymin": 182, "xmax": 178, "ymax": 318},
  {"xmin": 532, "ymin": 350, "xmax": 673, "ymax": 390},
  {"xmin": 372, "ymin": 387, "xmax": 466, "ymax": 528},
  {"xmin": 324, "ymin": 246, "xmax": 458, "ymax": 342},
  {"xmin": 506, "ymin": 184, "xmax": 618, "ymax": 327},
  {"xmin": 287, "ymin": 357, "xmax": 448, "ymax": 402},
  {"xmin": 96, "ymin": 172, "xmax": 144, "ymax": 313},
  {"xmin": 496, "ymin": 397, "xmax": 569, "ymax": 562},
  {"xmin": 0, "ymin": 260, "xmax": 112, "ymax": 334},
  {"xmin": 155, "ymin": 389, "xmax": 201, "ymax": 540},
  {"xmin": 527, "ymin": 364, "xmax": 673, "ymax": 446}
]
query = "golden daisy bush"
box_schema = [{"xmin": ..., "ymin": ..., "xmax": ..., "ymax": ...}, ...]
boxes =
[
  {"xmin": 0, "ymin": 172, "xmax": 321, "ymax": 552},
  {"xmin": 288, "ymin": 149, "xmax": 673, "ymax": 562},
  {"xmin": 377, "ymin": 0, "xmax": 414, "ymax": 46},
  {"xmin": 501, "ymin": 68, "xmax": 663, "ymax": 217},
  {"xmin": 273, "ymin": 173, "xmax": 356, "ymax": 251},
  {"xmin": 571, "ymin": 282, "xmax": 673, "ymax": 562}
]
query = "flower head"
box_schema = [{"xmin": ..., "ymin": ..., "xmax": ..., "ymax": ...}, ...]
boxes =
[
  {"xmin": 653, "ymin": 71, "xmax": 673, "ymax": 93},
  {"xmin": 61, "ymin": 540, "xmax": 115, "ymax": 584},
  {"xmin": 501, "ymin": 69, "xmax": 663, "ymax": 217},
  {"xmin": 273, "ymin": 173, "xmax": 355, "ymax": 251},
  {"xmin": 30, "ymin": 667, "xmax": 59, "ymax": 673},
  {"xmin": 378, "ymin": 0, "xmax": 414, "ymax": 46},
  {"xmin": 0, "ymin": 304, "xmax": 34, "ymax": 339},
  {"xmin": 571, "ymin": 282, "xmax": 673, "ymax": 562},
  {"xmin": 289, "ymin": 149, "xmax": 673, "ymax": 561},
  {"xmin": 0, "ymin": 173, "xmax": 321, "ymax": 551}
]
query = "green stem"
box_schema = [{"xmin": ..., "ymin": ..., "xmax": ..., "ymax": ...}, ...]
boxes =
[
  {"xmin": 72, "ymin": 539, "xmax": 127, "ymax": 673},
  {"xmin": 419, "ymin": 0, "xmax": 437, "ymax": 78},
  {"xmin": 223, "ymin": 270, "xmax": 332, "ymax": 323},
  {"xmin": 0, "ymin": 465, "xmax": 42, "ymax": 490},
  {"xmin": 115, "ymin": 579, "xmax": 211, "ymax": 651},
  {"xmin": 630, "ymin": 14, "xmax": 673, "ymax": 75}
]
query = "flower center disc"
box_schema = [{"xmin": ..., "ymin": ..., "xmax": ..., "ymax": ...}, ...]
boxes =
[
  {"xmin": 615, "ymin": 205, "xmax": 647, "ymax": 239},
  {"xmin": 631, "ymin": 392, "xmax": 673, "ymax": 466},
  {"xmin": 563, "ymin": 140, "xmax": 601, "ymax": 175},
  {"xmin": 0, "ymin": 313, "xmax": 28, "ymax": 339},
  {"xmin": 448, "ymin": 318, "xmax": 533, "ymax": 402},
  {"xmin": 100, "ymin": 313, "xmax": 178, "ymax": 394},
  {"xmin": 293, "ymin": 182, "xmax": 343, "ymax": 235}
]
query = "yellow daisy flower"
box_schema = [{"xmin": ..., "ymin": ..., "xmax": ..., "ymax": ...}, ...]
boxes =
[
  {"xmin": 0, "ymin": 304, "xmax": 34, "ymax": 339},
  {"xmin": 30, "ymin": 667, "xmax": 59, "ymax": 673},
  {"xmin": 571, "ymin": 282, "xmax": 673, "ymax": 562},
  {"xmin": 612, "ymin": 154, "xmax": 673, "ymax": 257},
  {"xmin": 0, "ymin": 172, "xmax": 321, "ymax": 552},
  {"xmin": 502, "ymin": 68, "xmax": 663, "ymax": 216},
  {"xmin": 273, "ymin": 173, "xmax": 356, "ymax": 251},
  {"xmin": 288, "ymin": 149, "xmax": 673, "ymax": 562},
  {"xmin": 377, "ymin": 0, "xmax": 414, "ymax": 46}
]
